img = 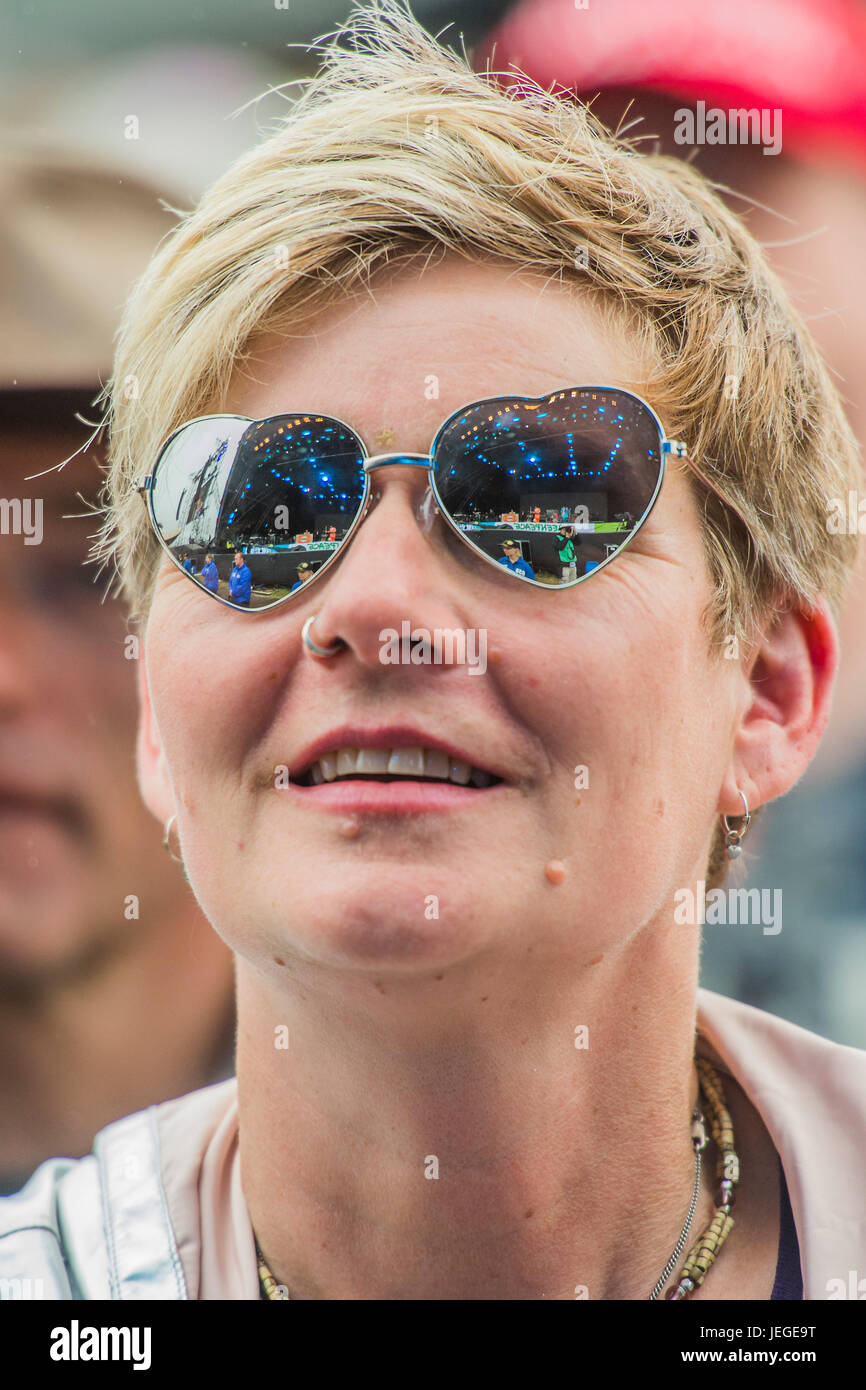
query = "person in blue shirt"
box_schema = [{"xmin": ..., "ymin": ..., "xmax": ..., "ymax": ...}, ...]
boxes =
[
  {"xmin": 497, "ymin": 539, "xmax": 534, "ymax": 579},
  {"xmin": 290, "ymin": 561, "xmax": 315, "ymax": 593},
  {"xmin": 181, "ymin": 553, "xmax": 196, "ymax": 575},
  {"xmin": 200, "ymin": 554, "xmax": 220, "ymax": 592},
  {"xmin": 228, "ymin": 551, "xmax": 252, "ymax": 605}
]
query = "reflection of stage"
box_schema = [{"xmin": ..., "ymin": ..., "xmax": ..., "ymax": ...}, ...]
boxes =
[
  {"xmin": 245, "ymin": 540, "xmax": 339, "ymax": 554},
  {"xmin": 462, "ymin": 522, "xmax": 628, "ymax": 534}
]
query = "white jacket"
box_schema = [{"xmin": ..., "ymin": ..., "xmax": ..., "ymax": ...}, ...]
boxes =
[{"xmin": 1, "ymin": 988, "xmax": 864, "ymax": 1299}]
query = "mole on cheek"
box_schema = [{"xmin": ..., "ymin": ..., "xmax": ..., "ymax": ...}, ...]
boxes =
[{"xmin": 544, "ymin": 859, "xmax": 566, "ymax": 885}]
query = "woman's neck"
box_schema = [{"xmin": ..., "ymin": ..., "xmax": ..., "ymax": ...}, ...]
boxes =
[{"xmin": 236, "ymin": 922, "xmax": 714, "ymax": 1301}]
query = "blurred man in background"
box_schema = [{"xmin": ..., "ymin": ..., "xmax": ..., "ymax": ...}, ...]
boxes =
[
  {"xmin": 480, "ymin": 0, "xmax": 866, "ymax": 1046},
  {"xmin": 0, "ymin": 151, "xmax": 237, "ymax": 1195}
]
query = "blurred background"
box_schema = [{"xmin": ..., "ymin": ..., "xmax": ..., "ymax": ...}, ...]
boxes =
[{"xmin": 1, "ymin": 0, "xmax": 864, "ymax": 1193}]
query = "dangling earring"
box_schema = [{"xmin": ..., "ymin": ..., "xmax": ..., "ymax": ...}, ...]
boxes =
[
  {"xmin": 722, "ymin": 789, "xmax": 752, "ymax": 860},
  {"xmin": 163, "ymin": 813, "xmax": 183, "ymax": 864}
]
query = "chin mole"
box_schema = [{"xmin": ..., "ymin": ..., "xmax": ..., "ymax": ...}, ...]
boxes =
[
  {"xmin": 338, "ymin": 817, "xmax": 360, "ymax": 839},
  {"xmin": 544, "ymin": 859, "xmax": 566, "ymax": 885}
]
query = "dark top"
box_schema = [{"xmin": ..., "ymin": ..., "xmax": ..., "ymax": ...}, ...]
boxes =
[{"xmin": 770, "ymin": 1157, "xmax": 803, "ymax": 1300}]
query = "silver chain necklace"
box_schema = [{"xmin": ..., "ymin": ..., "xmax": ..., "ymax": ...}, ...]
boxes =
[{"xmin": 648, "ymin": 1105, "xmax": 707, "ymax": 1300}]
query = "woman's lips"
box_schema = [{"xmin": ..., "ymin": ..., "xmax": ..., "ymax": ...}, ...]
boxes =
[{"xmin": 282, "ymin": 778, "xmax": 507, "ymax": 814}]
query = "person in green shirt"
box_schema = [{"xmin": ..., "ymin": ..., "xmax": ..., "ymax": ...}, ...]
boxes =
[{"xmin": 558, "ymin": 525, "xmax": 578, "ymax": 583}]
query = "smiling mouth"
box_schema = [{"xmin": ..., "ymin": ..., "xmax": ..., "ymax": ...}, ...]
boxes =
[{"xmin": 294, "ymin": 746, "xmax": 501, "ymax": 789}]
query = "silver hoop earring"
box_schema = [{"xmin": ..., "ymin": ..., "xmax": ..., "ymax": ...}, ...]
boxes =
[
  {"xmin": 722, "ymin": 789, "xmax": 752, "ymax": 860},
  {"xmin": 301, "ymin": 614, "xmax": 344, "ymax": 659},
  {"xmin": 163, "ymin": 813, "xmax": 183, "ymax": 864}
]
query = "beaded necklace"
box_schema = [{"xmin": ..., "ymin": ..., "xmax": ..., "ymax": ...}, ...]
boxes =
[{"xmin": 256, "ymin": 1056, "xmax": 738, "ymax": 1301}]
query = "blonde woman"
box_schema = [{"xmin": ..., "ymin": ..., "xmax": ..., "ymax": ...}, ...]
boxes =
[{"xmin": 1, "ymin": 2, "xmax": 864, "ymax": 1301}]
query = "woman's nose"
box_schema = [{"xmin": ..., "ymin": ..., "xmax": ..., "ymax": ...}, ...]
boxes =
[{"xmin": 299, "ymin": 460, "xmax": 468, "ymax": 666}]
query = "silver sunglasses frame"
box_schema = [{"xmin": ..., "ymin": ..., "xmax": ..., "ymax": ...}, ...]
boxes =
[{"xmin": 137, "ymin": 385, "xmax": 687, "ymax": 613}]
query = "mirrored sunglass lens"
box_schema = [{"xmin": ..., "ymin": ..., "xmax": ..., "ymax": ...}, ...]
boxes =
[
  {"xmin": 150, "ymin": 415, "xmax": 366, "ymax": 608},
  {"xmin": 432, "ymin": 389, "xmax": 663, "ymax": 587}
]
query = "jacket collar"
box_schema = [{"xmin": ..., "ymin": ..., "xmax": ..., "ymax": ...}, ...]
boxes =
[{"xmin": 697, "ymin": 987, "xmax": 866, "ymax": 1299}]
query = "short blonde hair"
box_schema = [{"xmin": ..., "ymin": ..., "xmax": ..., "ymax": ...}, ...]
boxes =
[{"xmin": 93, "ymin": 0, "xmax": 860, "ymax": 880}]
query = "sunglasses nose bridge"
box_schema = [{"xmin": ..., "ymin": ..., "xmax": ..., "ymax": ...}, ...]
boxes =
[
  {"xmin": 355, "ymin": 451, "xmax": 437, "ymax": 541},
  {"xmin": 363, "ymin": 452, "xmax": 432, "ymax": 474}
]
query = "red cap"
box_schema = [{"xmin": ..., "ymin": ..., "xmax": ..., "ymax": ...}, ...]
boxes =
[{"xmin": 477, "ymin": 0, "xmax": 866, "ymax": 174}]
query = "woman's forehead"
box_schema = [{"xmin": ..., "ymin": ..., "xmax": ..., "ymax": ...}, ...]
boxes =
[{"xmin": 221, "ymin": 256, "xmax": 650, "ymax": 444}]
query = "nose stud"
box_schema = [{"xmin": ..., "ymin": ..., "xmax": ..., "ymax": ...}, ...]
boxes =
[{"xmin": 301, "ymin": 614, "xmax": 344, "ymax": 659}]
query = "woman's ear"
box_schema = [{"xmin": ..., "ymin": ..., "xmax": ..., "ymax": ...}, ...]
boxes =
[
  {"xmin": 135, "ymin": 650, "xmax": 175, "ymax": 825},
  {"xmin": 718, "ymin": 597, "xmax": 839, "ymax": 818}
]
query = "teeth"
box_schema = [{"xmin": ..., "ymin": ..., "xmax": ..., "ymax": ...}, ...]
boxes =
[
  {"xmin": 336, "ymin": 748, "xmax": 358, "ymax": 776},
  {"xmin": 387, "ymin": 748, "xmax": 425, "ymax": 777},
  {"xmin": 319, "ymin": 752, "xmax": 337, "ymax": 782},
  {"xmin": 424, "ymin": 749, "xmax": 450, "ymax": 780},
  {"xmin": 304, "ymin": 746, "xmax": 496, "ymax": 786},
  {"xmin": 356, "ymin": 748, "xmax": 390, "ymax": 774}
]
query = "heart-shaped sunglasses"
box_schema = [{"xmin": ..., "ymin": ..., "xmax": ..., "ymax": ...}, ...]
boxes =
[{"xmin": 137, "ymin": 385, "xmax": 687, "ymax": 611}]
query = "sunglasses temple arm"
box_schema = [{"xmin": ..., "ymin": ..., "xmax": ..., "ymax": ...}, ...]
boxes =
[{"xmin": 666, "ymin": 444, "xmax": 760, "ymax": 552}]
